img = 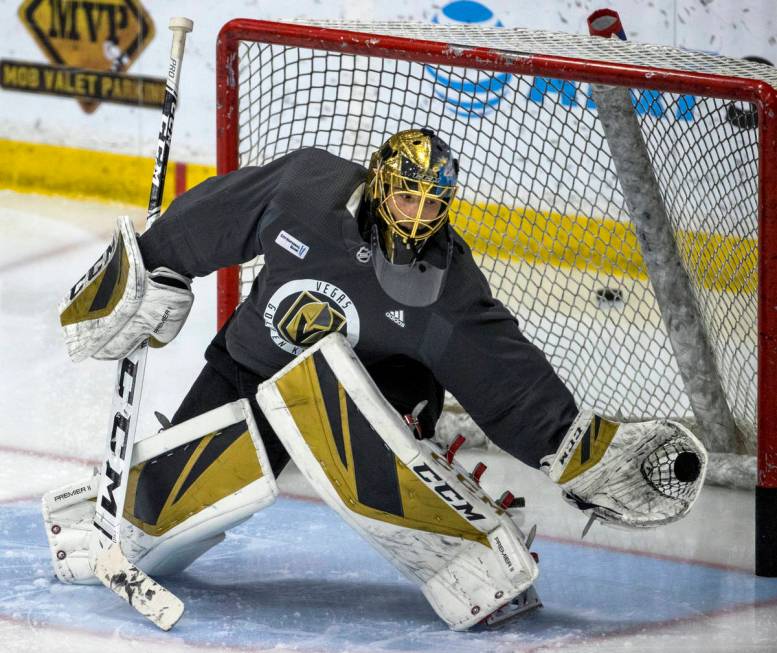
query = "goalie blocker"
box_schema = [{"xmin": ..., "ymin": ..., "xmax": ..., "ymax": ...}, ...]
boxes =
[
  {"xmin": 59, "ymin": 215, "xmax": 194, "ymax": 362},
  {"xmin": 256, "ymin": 333, "xmax": 539, "ymax": 631}
]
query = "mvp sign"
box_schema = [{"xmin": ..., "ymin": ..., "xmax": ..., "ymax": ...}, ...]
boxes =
[{"xmin": 13, "ymin": 0, "xmax": 158, "ymax": 112}]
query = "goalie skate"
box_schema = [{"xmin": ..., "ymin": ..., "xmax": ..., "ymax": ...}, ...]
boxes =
[{"xmin": 480, "ymin": 585, "xmax": 543, "ymax": 628}]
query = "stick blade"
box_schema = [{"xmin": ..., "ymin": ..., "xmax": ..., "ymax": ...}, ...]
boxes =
[{"xmin": 94, "ymin": 543, "xmax": 184, "ymax": 631}]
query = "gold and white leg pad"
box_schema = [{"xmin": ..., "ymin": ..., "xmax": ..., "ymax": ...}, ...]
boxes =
[
  {"xmin": 42, "ymin": 399, "xmax": 277, "ymax": 585},
  {"xmin": 256, "ymin": 334, "xmax": 538, "ymax": 631}
]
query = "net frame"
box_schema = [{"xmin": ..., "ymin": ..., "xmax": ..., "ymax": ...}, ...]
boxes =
[{"xmin": 215, "ymin": 18, "xmax": 777, "ymax": 573}]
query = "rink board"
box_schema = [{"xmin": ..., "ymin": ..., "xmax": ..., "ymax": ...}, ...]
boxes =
[{"xmin": 2, "ymin": 496, "xmax": 777, "ymax": 652}]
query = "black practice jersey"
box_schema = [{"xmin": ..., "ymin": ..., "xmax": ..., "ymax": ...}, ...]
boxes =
[{"xmin": 139, "ymin": 148, "xmax": 578, "ymax": 467}]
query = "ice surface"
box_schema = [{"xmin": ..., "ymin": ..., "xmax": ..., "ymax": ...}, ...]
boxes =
[{"xmin": 3, "ymin": 497, "xmax": 777, "ymax": 653}]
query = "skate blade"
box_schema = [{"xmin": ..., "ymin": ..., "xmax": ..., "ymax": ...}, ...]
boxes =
[{"xmin": 480, "ymin": 585, "xmax": 542, "ymax": 629}]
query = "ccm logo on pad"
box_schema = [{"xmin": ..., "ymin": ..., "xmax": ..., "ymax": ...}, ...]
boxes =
[{"xmin": 275, "ymin": 230, "xmax": 309, "ymax": 259}]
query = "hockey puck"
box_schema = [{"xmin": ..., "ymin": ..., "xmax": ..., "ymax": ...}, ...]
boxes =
[
  {"xmin": 594, "ymin": 287, "xmax": 624, "ymax": 310},
  {"xmin": 725, "ymin": 56, "xmax": 773, "ymax": 131},
  {"xmin": 674, "ymin": 451, "xmax": 702, "ymax": 483}
]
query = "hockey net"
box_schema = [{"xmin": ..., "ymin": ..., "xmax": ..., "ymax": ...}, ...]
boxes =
[{"xmin": 215, "ymin": 20, "xmax": 777, "ymax": 497}]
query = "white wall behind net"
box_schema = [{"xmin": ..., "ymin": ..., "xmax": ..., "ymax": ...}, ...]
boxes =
[{"xmin": 0, "ymin": 0, "xmax": 774, "ymax": 164}]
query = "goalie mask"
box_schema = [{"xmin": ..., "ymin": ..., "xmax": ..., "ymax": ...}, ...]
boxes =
[{"xmin": 365, "ymin": 128, "xmax": 459, "ymax": 307}]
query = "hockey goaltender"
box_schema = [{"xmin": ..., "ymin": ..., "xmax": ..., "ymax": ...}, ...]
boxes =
[{"xmin": 47, "ymin": 128, "xmax": 708, "ymax": 629}]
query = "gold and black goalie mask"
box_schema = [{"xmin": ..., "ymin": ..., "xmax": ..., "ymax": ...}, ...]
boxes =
[{"xmin": 366, "ymin": 128, "xmax": 459, "ymax": 247}]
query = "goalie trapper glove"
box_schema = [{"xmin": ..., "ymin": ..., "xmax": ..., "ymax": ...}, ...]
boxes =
[
  {"xmin": 59, "ymin": 216, "xmax": 194, "ymax": 362},
  {"xmin": 540, "ymin": 411, "xmax": 708, "ymax": 529}
]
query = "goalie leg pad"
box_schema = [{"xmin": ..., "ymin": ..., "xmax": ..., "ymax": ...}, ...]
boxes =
[
  {"xmin": 256, "ymin": 333, "xmax": 539, "ymax": 631},
  {"xmin": 43, "ymin": 399, "xmax": 278, "ymax": 584},
  {"xmin": 541, "ymin": 410, "xmax": 708, "ymax": 528},
  {"xmin": 59, "ymin": 215, "xmax": 193, "ymax": 362}
]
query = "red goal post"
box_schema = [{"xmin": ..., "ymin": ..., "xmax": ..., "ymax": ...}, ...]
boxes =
[{"xmin": 215, "ymin": 18, "xmax": 777, "ymax": 574}]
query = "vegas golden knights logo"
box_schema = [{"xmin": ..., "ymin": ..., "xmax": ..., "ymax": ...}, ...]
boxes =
[
  {"xmin": 279, "ymin": 292, "xmax": 346, "ymax": 347},
  {"xmin": 265, "ymin": 279, "xmax": 360, "ymax": 355}
]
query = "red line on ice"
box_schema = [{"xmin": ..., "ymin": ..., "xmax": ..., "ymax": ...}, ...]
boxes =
[
  {"xmin": 0, "ymin": 238, "xmax": 105, "ymax": 274},
  {"xmin": 0, "ymin": 444, "xmax": 98, "ymax": 467},
  {"xmin": 0, "ymin": 445, "xmax": 98, "ymax": 504},
  {"xmin": 534, "ymin": 530, "xmax": 754, "ymax": 574},
  {"xmin": 523, "ymin": 595, "xmax": 777, "ymax": 653}
]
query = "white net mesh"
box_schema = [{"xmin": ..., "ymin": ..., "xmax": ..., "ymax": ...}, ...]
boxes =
[{"xmin": 223, "ymin": 21, "xmax": 770, "ymax": 455}]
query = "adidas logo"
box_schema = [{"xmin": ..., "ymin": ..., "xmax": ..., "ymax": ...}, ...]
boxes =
[{"xmin": 385, "ymin": 310, "xmax": 405, "ymax": 327}]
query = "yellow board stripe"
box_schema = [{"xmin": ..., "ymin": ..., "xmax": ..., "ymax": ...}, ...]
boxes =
[
  {"xmin": 0, "ymin": 138, "xmax": 756, "ymax": 294},
  {"xmin": 450, "ymin": 199, "xmax": 757, "ymax": 294},
  {"xmin": 0, "ymin": 138, "xmax": 214, "ymax": 207}
]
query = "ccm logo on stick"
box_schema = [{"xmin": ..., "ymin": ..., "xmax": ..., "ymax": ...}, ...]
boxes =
[{"xmin": 95, "ymin": 356, "xmax": 138, "ymax": 537}]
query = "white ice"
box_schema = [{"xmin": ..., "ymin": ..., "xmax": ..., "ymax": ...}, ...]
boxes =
[{"xmin": 1, "ymin": 190, "xmax": 776, "ymax": 652}]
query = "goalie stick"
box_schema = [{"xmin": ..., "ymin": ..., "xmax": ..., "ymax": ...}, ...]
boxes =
[{"xmin": 90, "ymin": 16, "xmax": 193, "ymax": 631}]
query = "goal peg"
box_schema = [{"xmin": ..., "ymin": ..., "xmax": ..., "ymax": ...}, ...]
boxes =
[{"xmin": 587, "ymin": 8, "xmax": 626, "ymax": 41}]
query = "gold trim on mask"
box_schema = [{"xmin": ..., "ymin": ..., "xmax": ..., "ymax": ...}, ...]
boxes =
[
  {"xmin": 367, "ymin": 130, "xmax": 457, "ymax": 244},
  {"xmin": 377, "ymin": 171, "xmax": 456, "ymax": 242}
]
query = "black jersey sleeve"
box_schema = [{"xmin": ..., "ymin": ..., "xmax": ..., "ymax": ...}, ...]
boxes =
[
  {"xmin": 431, "ymin": 289, "xmax": 579, "ymax": 469},
  {"xmin": 137, "ymin": 154, "xmax": 291, "ymax": 277}
]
